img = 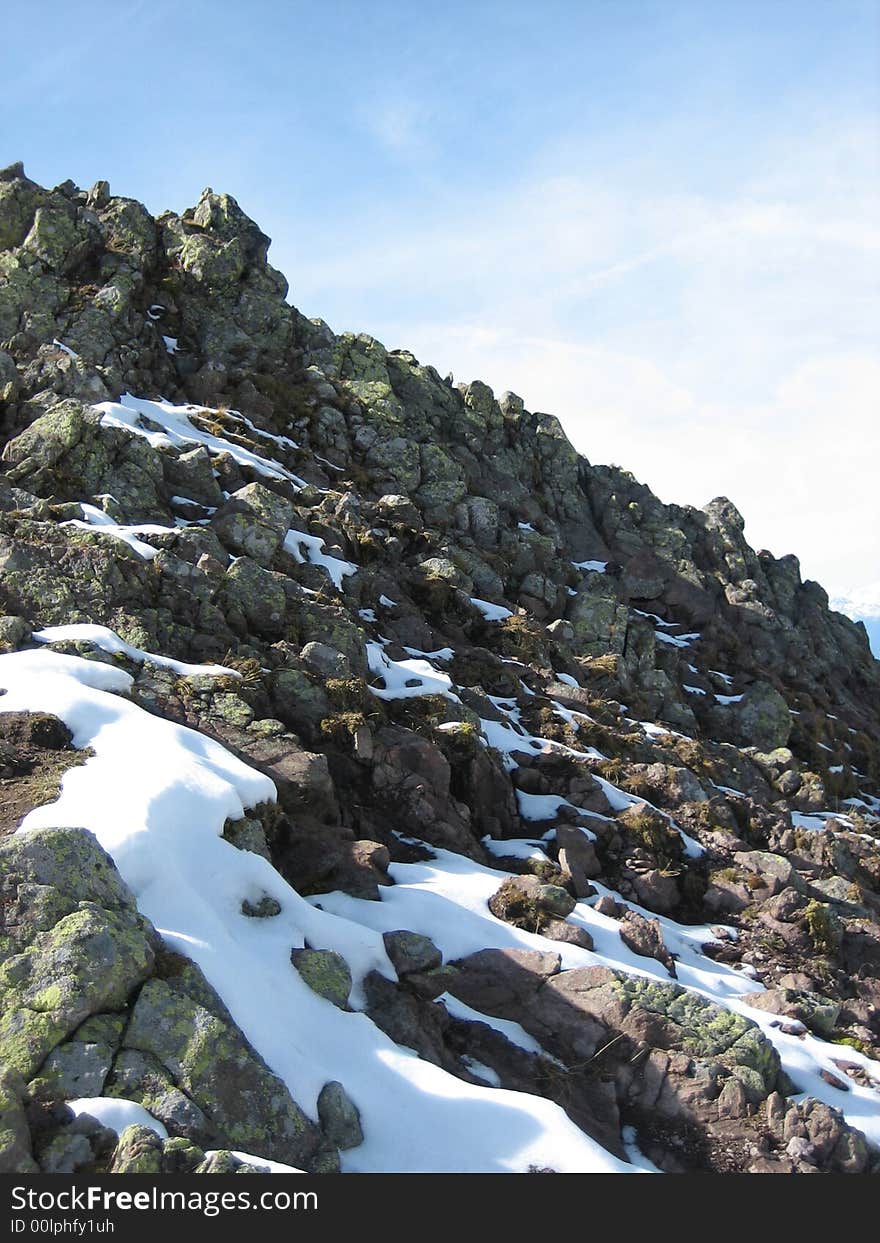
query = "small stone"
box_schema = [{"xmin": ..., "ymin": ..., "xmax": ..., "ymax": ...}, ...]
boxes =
[
  {"xmin": 619, "ymin": 911, "xmax": 677, "ymax": 976},
  {"xmin": 556, "ymin": 823, "xmax": 601, "ymax": 887},
  {"xmin": 160, "ymin": 1136, "xmax": 205, "ymax": 1174},
  {"xmin": 224, "ymin": 816, "xmax": 272, "ymax": 860},
  {"xmin": 818, "ymin": 1068, "xmax": 849, "ymax": 1092},
  {"xmin": 316, "ymin": 1081, "xmax": 364, "ymax": 1150},
  {"xmin": 241, "ymin": 894, "xmax": 282, "ymax": 919},
  {"xmin": 0, "ymin": 615, "xmax": 29, "ymax": 651},
  {"xmin": 382, "ymin": 930, "xmax": 443, "ymax": 976},
  {"xmin": 404, "ymin": 966, "xmax": 459, "ymax": 1000},
  {"xmin": 633, "ymin": 868, "xmax": 680, "ymax": 914},
  {"xmin": 290, "ymin": 948, "xmax": 352, "ymax": 1008},
  {"xmin": 765, "ymin": 1091, "xmax": 787, "ymax": 1136},
  {"xmin": 542, "ymin": 919, "xmax": 594, "ymax": 950},
  {"xmin": 300, "ymin": 642, "xmax": 352, "ymax": 678},
  {"xmin": 536, "ymin": 883, "xmax": 576, "ymax": 918},
  {"xmin": 110, "ymin": 1125, "xmax": 164, "ymax": 1174},
  {"xmin": 716, "ymin": 1076, "xmax": 749, "ymax": 1119},
  {"xmin": 833, "ymin": 1128, "xmax": 868, "ymax": 1174},
  {"xmin": 593, "ymin": 895, "xmax": 624, "ymax": 918},
  {"xmin": 742, "ymin": 988, "xmax": 840, "ymax": 1038}
]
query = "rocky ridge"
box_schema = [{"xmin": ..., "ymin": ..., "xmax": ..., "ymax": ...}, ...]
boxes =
[{"xmin": 0, "ymin": 163, "xmax": 879, "ymax": 1174}]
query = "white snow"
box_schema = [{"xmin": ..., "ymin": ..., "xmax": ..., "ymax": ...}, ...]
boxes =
[
  {"xmin": 162, "ymin": 335, "xmax": 179, "ymax": 354},
  {"xmin": 473, "ymin": 696, "xmax": 604, "ymax": 767},
  {"xmin": 791, "ymin": 810, "xmax": 854, "ymax": 832},
  {"xmin": 848, "ymin": 793, "xmax": 880, "ymax": 816},
  {"xmin": 69, "ymin": 1097, "xmax": 168, "ymax": 1139},
  {"xmin": 470, "ymin": 597, "xmax": 513, "ymax": 622},
  {"xmin": 332, "ymin": 845, "xmax": 879, "ymax": 1140},
  {"xmin": 515, "ymin": 792, "xmax": 601, "ymax": 836},
  {"xmin": 229, "ymin": 410, "xmax": 299, "ymax": 452},
  {"xmin": 633, "ymin": 609, "xmax": 678, "ymax": 629},
  {"xmin": 590, "ymin": 774, "xmax": 704, "ymax": 859},
  {"xmin": 460, "ymin": 1058, "xmax": 502, "ymax": 1087},
  {"xmin": 97, "ymin": 395, "xmax": 307, "ymax": 488},
  {"xmin": 226, "ymin": 1151, "xmax": 305, "ymax": 1173},
  {"xmin": 403, "ymin": 645, "xmax": 455, "ymax": 662},
  {"xmin": 366, "ymin": 642, "xmax": 459, "ymax": 702},
  {"xmin": 554, "ymin": 672, "xmax": 580, "ymax": 689},
  {"xmin": 549, "ymin": 698, "xmax": 601, "ymax": 742},
  {"xmin": 64, "ymin": 502, "xmax": 177, "ymax": 561},
  {"xmin": 481, "ymin": 834, "xmax": 552, "ymax": 861},
  {"xmin": 33, "ymin": 623, "xmax": 237, "ymax": 679},
  {"xmin": 11, "ymin": 383, "xmax": 878, "ymax": 1171},
  {"xmin": 621, "ymin": 1125, "xmax": 661, "ymax": 1173},
  {"xmin": 169, "ymin": 494, "xmax": 215, "ymax": 512},
  {"xmin": 0, "ymin": 645, "xmax": 633, "ymax": 1173},
  {"xmin": 437, "ymin": 995, "xmax": 550, "ymax": 1058},
  {"xmin": 72, "ymin": 1098, "xmax": 304, "ymax": 1172},
  {"xmin": 52, "ymin": 338, "xmax": 80, "ymax": 359},
  {"xmin": 655, "ymin": 630, "xmax": 701, "ymax": 649},
  {"xmin": 3, "ymin": 640, "xmax": 879, "ymax": 1168},
  {"xmin": 283, "ymin": 529, "xmax": 357, "ymax": 591},
  {"xmin": 710, "ymin": 669, "xmax": 735, "ymax": 685},
  {"xmin": 638, "ymin": 720, "xmax": 689, "ymax": 741}
]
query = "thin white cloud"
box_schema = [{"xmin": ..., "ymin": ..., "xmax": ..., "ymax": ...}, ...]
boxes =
[
  {"xmin": 831, "ymin": 582, "xmax": 880, "ymax": 618},
  {"xmin": 384, "ymin": 323, "xmax": 877, "ymax": 590},
  {"xmin": 358, "ymin": 96, "xmax": 436, "ymax": 160},
  {"xmin": 283, "ymin": 115, "xmax": 879, "ymax": 598}
]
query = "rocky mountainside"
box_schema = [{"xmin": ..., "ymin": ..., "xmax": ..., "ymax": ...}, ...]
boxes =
[{"xmin": 1, "ymin": 162, "xmax": 879, "ymax": 1175}]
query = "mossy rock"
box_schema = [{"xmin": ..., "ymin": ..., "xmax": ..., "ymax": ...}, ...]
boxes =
[
  {"xmin": 0, "ymin": 1067, "xmax": 38, "ymax": 1173},
  {"xmin": 0, "ymin": 829, "xmax": 156, "ymax": 1081},
  {"xmin": 290, "ymin": 948, "xmax": 352, "ymax": 1008},
  {"xmin": 110, "ymin": 1124, "xmax": 164, "ymax": 1174},
  {"xmin": 122, "ymin": 978, "xmax": 330, "ymax": 1170}
]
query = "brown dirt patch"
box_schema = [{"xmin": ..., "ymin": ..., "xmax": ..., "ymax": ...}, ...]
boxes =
[{"xmin": 0, "ymin": 710, "xmax": 92, "ymax": 836}]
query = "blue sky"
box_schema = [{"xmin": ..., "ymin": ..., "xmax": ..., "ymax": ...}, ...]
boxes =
[{"xmin": 3, "ymin": 1, "xmax": 879, "ymax": 632}]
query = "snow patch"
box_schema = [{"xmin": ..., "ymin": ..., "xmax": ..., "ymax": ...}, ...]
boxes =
[
  {"xmin": 366, "ymin": 641, "xmax": 459, "ymax": 702},
  {"xmin": 283, "ymin": 529, "xmax": 357, "ymax": 591},
  {"xmin": 33, "ymin": 623, "xmax": 237, "ymax": 679},
  {"xmin": 97, "ymin": 395, "xmax": 307, "ymax": 488},
  {"xmin": 69, "ymin": 1097, "xmax": 168, "ymax": 1139},
  {"xmin": 470, "ymin": 597, "xmax": 513, "ymax": 622}
]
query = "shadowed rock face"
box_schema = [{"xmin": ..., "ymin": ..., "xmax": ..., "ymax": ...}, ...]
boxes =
[{"xmin": 0, "ymin": 166, "xmax": 879, "ymax": 1175}]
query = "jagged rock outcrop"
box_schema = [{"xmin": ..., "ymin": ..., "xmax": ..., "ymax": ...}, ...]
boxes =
[{"xmin": 1, "ymin": 166, "xmax": 879, "ymax": 1175}]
